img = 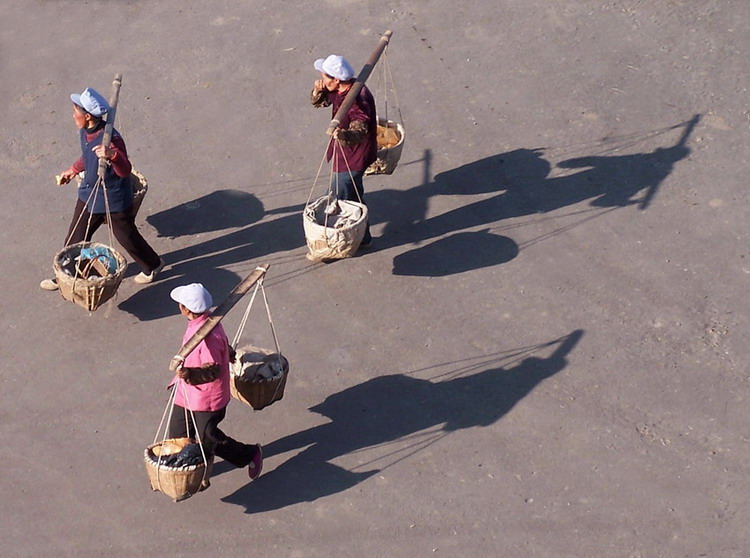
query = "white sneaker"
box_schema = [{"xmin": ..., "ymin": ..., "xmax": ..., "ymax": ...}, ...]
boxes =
[
  {"xmin": 40, "ymin": 278, "xmax": 59, "ymax": 291},
  {"xmin": 133, "ymin": 258, "xmax": 165, "ymax": 284}
]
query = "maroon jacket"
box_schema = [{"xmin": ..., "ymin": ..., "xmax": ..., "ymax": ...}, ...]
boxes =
[{"xmin": 312, "ymin": 85, "xmax": 378, "ymax": 173}]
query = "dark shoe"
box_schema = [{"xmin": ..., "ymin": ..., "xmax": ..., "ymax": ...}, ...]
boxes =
[
  {"xmin": 248, "ymin": 444, "xmax": 263, "ymax": 480},
  {"xmin": 198, "ymin": 479, "xmax": 211, "ymax": 492}
]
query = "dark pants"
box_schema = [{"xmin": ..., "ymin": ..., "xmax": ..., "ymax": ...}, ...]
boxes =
[
  {"xmin": 331, "ymin": 171, "xmax": 372, "ymax": 244},
  {"xmin": 167, "ymin": 404, "xmax": 258, "ymax": 468},
  {"xmin": 66, "ymin": 199, "xmax": 161, "ymax": 273}
]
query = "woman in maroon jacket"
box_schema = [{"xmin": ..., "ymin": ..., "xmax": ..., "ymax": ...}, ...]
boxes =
[{"xmin": 311, "ymin": 55, "xmax": 377, "ymax": 247}]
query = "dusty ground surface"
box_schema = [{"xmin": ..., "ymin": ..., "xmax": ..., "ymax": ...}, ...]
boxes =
[{"xmin": 2, "ymin": 1, "xmax": 749, "ymax": 556}]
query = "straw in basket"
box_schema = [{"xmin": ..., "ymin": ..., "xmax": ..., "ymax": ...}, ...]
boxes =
[{"xmin": 365, "ymin": 117, "xmax": 405, "ymax": 175}]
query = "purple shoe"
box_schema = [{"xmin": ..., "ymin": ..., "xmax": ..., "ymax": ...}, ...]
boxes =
[{"xmin": 248, "ymin": 444, "xmax": 263, "ymax": 480}]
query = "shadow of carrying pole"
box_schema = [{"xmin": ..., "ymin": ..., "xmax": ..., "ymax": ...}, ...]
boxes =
[{"xmin": 639, "ymin": 113, "xmax": 700, "ymax": 209}]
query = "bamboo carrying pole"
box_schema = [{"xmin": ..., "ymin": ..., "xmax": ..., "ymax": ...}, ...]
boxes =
[
  {"xmin": 169, "ymin": 265, "xmax": 270, "ymax": 371},
  {"xmin": 97, "ymin": 73, "xmax": 123, "ymax": 180},
  {"xmin": 325, "ymin": 30, "xmax": 393, "ymax": 136}
]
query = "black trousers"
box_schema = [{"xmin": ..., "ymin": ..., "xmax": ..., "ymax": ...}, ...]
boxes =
[
  {"xmin": 167, "ymin": 405, "xmax": 258, "ymax": 468},
  {"xmin": 66, "ymin": 199, "xmax": 161, "ymax": 273}
]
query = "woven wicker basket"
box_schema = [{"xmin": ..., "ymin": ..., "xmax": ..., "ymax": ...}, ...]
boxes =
[
  {"xmin": 365, "ymin": 117, "xmax": 405, "ymax": 175},
  {"xmin": 144, "ymin": 437, "xmax": 213, "ymax": 503},
  {"xmin": 130, "ymin": 169, "xmax": 148, "ymax": 216},
  {"xmin": 53, "ymin": 241, "xmax": 127, "ymax": 311},
  {"xmin": 231, "ymin": 346, "xmax": 290, "ymax": 411},
  {"xmin": 303, "ymin": 195, "xmax": 367, "ymax": 261}
]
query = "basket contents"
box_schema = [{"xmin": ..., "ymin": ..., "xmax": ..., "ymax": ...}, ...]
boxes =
[
  {"xmin": 318, "ymin": 199, "xmax": 364, "ymax": 230},
  {"xmin": 232, "ymin": 346, "xmax": 287, "ymax": 383},
  {"xmin": 376, "ymin": 124, "xmax": 401, "ymax": 149},
  {"xmin": 79, "ymin": 245, "xmax": 118, "ymax": 274},
  {"xmin": 230, "ymin": 345, "xmax": 289, "ymax": 410},
  {"xmin": 56, "ymin": 244, "xmax": 118, "ymax": 279},
  {"xmin": 147, "ymin": 442, "xmax": 204, "ymax": 468}
]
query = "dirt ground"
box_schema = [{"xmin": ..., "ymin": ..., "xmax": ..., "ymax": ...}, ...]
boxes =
[{"xmin": 2, "ymin": 1, "xmax": 749, "ymax": 557}]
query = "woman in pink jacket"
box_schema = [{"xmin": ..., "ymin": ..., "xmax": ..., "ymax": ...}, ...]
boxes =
[{"xmin": 168, "ymin": 283, "xmax": 263, "ymax": 482}]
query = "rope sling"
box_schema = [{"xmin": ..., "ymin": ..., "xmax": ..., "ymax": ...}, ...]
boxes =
[
  {"xmin": 365, "ymin": 46, "xmax": 405, "ymax": 176},
  {"xmin": 229, "ymin": 278, "xmax": 289, "ymax": 411},
  {"xmin": 303, "ymin": 137, "xmax": 369, "ymax": 261},
  {"xmin": 145, "ymin": 378, "xmax": 212, "ymax": 502}
]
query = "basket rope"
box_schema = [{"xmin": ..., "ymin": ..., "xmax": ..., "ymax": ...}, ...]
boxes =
[
  {"xmin": 151, "ymin": 378, "xmax": 210, "ymax": 489},
  {"xmin": 372, "ymin": 47, "xmax": 405, "ymax": 135},
  {"xmin": 231, "ymin": 279, "xmax": 282, "ymax": 358},
  {"xmin": 63, "ymin": 166, "xmax": 117, "ymax": 247},
  {"xmin": 231, "ymin": 279, "xmax": 286, "ymax": 405},
  {"xmin": 305, "ymin": 135, "xmax": 335, "ymax": 208},
  {"xmin": 62, "ymin": 172, "xmax": 119, "ymax": 297},
  {"xmin": 305, "ymin": 135, "xmax": 365, "ymax": 250}
]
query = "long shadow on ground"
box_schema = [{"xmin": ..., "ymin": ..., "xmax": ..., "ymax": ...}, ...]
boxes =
[
  {"xmin": 118, "ymin": 190, "xmax": 305, "ymax": 321},
  {"xmin": 221, "ymin": 329, "xmax": 584, "ymax": 513},
  {"xmin": 369, "ymin": 115, "xmax": 700, "ymax": 276}
]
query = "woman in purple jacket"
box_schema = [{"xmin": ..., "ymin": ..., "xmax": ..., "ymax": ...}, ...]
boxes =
[{"xmin": 311, "ymin": 55, "xmax": 378, "ymax": 247}]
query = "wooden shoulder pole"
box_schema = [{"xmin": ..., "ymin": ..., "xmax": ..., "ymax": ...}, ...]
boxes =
[
  {"xmin": 97, "ymin": 73, "xmax": 123, "ymax": 180},
  {"xmin": 169, "ymin": 265, "xmax": 270, "ymax": 371},
  {"xmin": 326, "ymin": 30, "xmax": 393, "ymax": 136}
]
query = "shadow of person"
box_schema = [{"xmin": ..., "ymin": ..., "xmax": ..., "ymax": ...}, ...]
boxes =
[
  {"xmin": 119, "ymin": 197, "xmax": 306, "ymax": 320},
  {"xmin": 392, "ymin": 229, "xmax": 518, "ymax": 276},
  {"xmin": 420, "ymin": 117, "xmax": 699, "ymax": 242},
  {"xmin": 368, "ymin": 148, "xmax": 546, "ymax": 251},
  {"xmin": 118, "ymin": 212, "xmax": 306, "ymax": 321},
  {"xmin": 371, "ymin": 115, "xmax": 700, "ymax": 265},
  {"xmin": 432, "ymin": 148, "xmax": 551, "ymax": 197},
  {"xmin": 555, "ymin": 137, "xmax": 693, "ymax": 210},
  {"xmin": 117, "ymin": 266, "xmax": 242, "ymax": 321},
  {"xmin": 221, "ymin": 330, "xmax": 584, "ymax": 513},
  {"xmin": 146, "ymin": 189, "xmax": 265, "ymax": 238},
  {"xmin": 163, "ymin": 210, "xmax": 305, "ymax": 272}
]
